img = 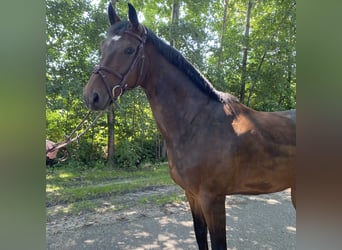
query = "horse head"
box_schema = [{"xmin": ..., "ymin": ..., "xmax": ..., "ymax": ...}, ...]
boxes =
[{"xmin": 83, "ymin": 2, "xmax": 147, "ymax": 110}]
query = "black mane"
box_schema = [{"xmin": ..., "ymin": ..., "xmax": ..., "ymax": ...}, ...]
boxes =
[
  {"xmin": 146, "ymin": 28, "xmax": 239, "ymax": 104},
  {"xmin": 108, "ymin": 22, "xmax": 239, "ymax": 104}
]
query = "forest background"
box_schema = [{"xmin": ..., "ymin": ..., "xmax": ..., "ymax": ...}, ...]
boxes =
[{"xmin": 46, "ymin": 0, "xmax": 296, "ymax": 167}]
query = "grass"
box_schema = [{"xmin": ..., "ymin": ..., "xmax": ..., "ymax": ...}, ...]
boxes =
[{"xmin": 46, "ymin": 163, "xmax": 184, "ymax": 218}]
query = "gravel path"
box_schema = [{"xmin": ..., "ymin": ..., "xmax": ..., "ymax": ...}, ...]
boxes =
[{"xmin": 47, "ymin": 188, "xmax": 296, "ymax": 250}]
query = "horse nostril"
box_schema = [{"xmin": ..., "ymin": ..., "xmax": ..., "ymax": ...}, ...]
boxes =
[{"xmin": 92, "ymin": 92, "xmax": 99, "ymax": 104}]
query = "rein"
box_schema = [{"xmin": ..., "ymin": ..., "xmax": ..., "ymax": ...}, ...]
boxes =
[
  {"xmin": 92, "ymin": 26, "xmax": 147, "ymax": 103},
  {"xmin": 46, "ymin": 110, "xmax": 104, "ymax": 154}
]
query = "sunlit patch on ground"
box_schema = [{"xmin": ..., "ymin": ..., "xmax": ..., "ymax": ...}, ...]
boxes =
[
  {"xmin": 58, "ymin": 172, "xmax": 75, "ymax": 179},
  {"xmin": 248, "ymin": 196, "xmax": 282, "ymax": 205},
  {"xmin": 46, "ymin": 184, "xmax": 61, "ymax": 193},
  {"xmin": 84, "ymin": 239, "xmax": 95, "ymax": 245}
]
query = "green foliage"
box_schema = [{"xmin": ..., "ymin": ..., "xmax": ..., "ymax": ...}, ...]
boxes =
[
  {"xmin": 46, "ymin": 0, "xmax": 296, "ymax": 167},
  {"xmin": 114, "ymin": 140, "xmax": 141, "ymax": 168}
]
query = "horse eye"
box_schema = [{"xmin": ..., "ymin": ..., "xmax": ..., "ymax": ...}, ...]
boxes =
[{"xmin": 124, "ymin": 47, "xmax": 135, "ymax": 55}]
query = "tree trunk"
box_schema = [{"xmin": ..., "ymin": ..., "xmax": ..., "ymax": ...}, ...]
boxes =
[
  {"xmin": 161, "ymin": 139, "xmax": 167, "ymax": 159},
  {"xmin": 246, "ymin": 50, "xmax": 266, "ymax": 106},
  {"xmin": 107, "ymin": 105, "xmax": 115, "ymax": 166},
  {"xmin": 217, "ymin": 0, "xmax": 229, "ymax": 71},
  {"xmin": 170, "ymin": 0, "xmax": 180, "ymax": 48},
  {"xmin": 239, "ymin": 0, "xmax": 253, "ymax": 103}
]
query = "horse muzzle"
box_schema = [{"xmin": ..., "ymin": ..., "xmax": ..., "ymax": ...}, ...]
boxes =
[{"xmin": 83, "ymin": 77, "xmax": 112, "ymax": 111}]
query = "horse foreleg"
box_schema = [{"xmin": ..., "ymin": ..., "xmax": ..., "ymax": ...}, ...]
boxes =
[
  {"xmin": 185, "ymin": 191, "xmax": 209, "ymax": 250},
  {"xmin": 198, "ymin": 192, "xmax": 227, "ymax": 250}
]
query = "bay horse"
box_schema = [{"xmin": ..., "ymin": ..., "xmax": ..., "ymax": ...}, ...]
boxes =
[{"xmin": 83, "ymin": 3, "xmax": 296, "ymax": 249}]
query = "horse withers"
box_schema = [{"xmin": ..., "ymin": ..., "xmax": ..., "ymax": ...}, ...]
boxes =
[{"xmin": 83, "ymin": 3, "xmax": 296, "ymax": 249}]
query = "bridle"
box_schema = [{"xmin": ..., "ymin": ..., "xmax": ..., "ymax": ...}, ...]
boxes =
[{"xmin": 92, "ymin": 25, "xmax": 147, "ymax": 103}]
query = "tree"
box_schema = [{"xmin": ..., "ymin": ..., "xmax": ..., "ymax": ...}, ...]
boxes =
[
  {"xmin": 170, "ymin": 0, "xmax": 180, "ymax": 48},
  {"xmin": 107, "ymin": 105, "xmax": 115, "ymax": 165},
  {"xmin": 217, "ymin": 0, "xmax": 229, "ymax": 79},
  {"xmin": 239, "ymin": 0, "xmax": 253, "ymax": 103}
]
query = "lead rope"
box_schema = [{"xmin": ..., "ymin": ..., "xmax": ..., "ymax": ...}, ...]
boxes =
[{"xmin": 46, "ymin": 110, "xmax": 105, "ymax": 154}]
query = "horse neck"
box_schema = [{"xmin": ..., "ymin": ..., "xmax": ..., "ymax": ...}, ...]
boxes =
[{"xmin": 140, "ymin": 46, "xmax": 212, "ymax": 143}]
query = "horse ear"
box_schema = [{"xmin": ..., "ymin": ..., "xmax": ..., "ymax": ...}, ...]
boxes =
[
  {"xmin": 108, "ymin": 1, "xmax": 120, "ymax": 25},
  {"xmin": 128, "ymin": 3, "xmax": 139, "ymax": 29}
]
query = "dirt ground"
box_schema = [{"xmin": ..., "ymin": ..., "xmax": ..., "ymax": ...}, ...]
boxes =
[{"xmin": 46, "ymin": 187, "xmax": 296, "ymax": 250}]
